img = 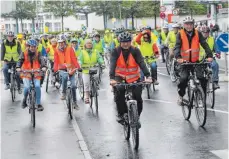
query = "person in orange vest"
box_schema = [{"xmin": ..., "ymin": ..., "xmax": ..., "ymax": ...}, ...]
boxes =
[
  {"xmin": 174, "ymin": 16, "xmax": 213, "ymax": 106},
  {"xmin": 109, "ymin": 31, "xmax": 152, "ymax": 125},
  {"xmin": 54, "ymin": 35, "xmax": 81, "ymax": 110},
  {"xmin": 16, "ymin": 39, "xmax": 47, "ymax": 111}
]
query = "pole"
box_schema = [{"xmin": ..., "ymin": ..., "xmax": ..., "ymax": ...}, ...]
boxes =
[
  {"xmin": 154, "ymin": 0, "xmax": 156, "ymax": 28},
  {"xmin": 224, "ymin": 53, "xmax": 228, "ymax": 76}
]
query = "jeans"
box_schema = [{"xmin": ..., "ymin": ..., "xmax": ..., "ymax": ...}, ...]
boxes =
[
  {"xmin": 3, "ymin": 63, "xmax": 21, "ymax": 88},
  {"xmin": 23, "ymin": 78, "xmax": 41, "ymax": 105},
  {"xmin": 59, "ymin": 71, "xmax": 77, "ymax": 102},
  {"xmin": 160, "ymin": 45, "xmax": 167, "ymax": 61},
  {"xmin": 140, "ymin": 61, "xmax": 157, "ymax": 80},
  {"xmin": 210, "ymin": 60, "xmax": 219, "ymax": 82}
]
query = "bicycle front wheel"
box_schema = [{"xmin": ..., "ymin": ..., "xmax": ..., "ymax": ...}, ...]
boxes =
[
  {"xmin": 78, "ymin": 73, "xmax": 84, "ymax": 100},
  {"xmin": 30, "ymin": 91, "xmax": 36, "ymax": 128},
  {"xmin": 182, "ymin": 85, "xmax": 192, "ymax": 120},
  {"xmin": 94, "ymin": 89, "xmax": 98, "ymax": 111},
  {"xmin": 46, "ymin": 70, "xmax": 50, "ymax": 93},
  {"xmin": 123, "ymin": 113, "xmax": 130, "ymax": 140},
  {"xmin": 146, "ymin": 84, "xmax": 151, "ymax": 99},
  {"xmin": 206, "ymin": 75, "xmax": 215, "ymax": 109},
  {"xmin": 194, "ymin": 85, "xmax": 207, "ymax": 127},
  {"xmin": 165, "ymin": 53, "xmax": 171, "ymax": 75},
  {"xmin": 66, "ymin": 89, "xmax": 73, "ymax": 120},
  {"xmin": 129, "ymin": 103, "xmax": 139, "ymax": 150},
  {"xmin": 10, "ymin": 73, "xmax": 15, "ymax": 102}
]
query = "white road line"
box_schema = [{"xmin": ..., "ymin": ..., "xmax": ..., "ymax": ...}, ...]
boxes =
[
  {"xmin": 207, "ymin": 108, "xmax": 229, "ymax": 114},
  {"xmin": 211, "ymin": 149, "xmax": 228, "ymax": 159},
  {"xmin": 144, "ymin": 99, "xmax": 174, "ymax": 104},
  {"xmin": 158, "ymin": 72, "xmax": 170, "ymax": 77},
  {"xmin": 157, "ymin": 67, "xmax": 166, "ymax": 69}
]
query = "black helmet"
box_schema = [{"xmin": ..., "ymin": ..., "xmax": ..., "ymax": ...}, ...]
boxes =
[
  {"xmin": 202, "ymin": 26, "xmax": 210, "ymax": 33},
  {"xmin": 118, "ymin": 32, "xmax": 132, "ymax": 42},
  {"xmin": 6, "ymin": 31, "xmax": 14, "ymax": 36}
]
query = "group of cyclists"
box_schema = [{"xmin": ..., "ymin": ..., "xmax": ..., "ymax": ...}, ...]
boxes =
[{"xmin": 1, "ymin": 15, "xmax": 221, "ymax": 126}]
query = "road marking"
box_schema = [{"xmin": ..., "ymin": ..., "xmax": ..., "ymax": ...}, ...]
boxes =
[
  {"xmin": 211, "ymin": 149, "xmax": 228, "ymax": 159},
  {"xmin": 144, "ymin": 99, "xmax": 174, "ymax": 104},
  {"xmin": 158, "ymin": 72, "xmax": 170, "ymax": 77},
  {"xmin": 207, "ymin": 108, "xmax": 229, "ymax": 114},
  {"xmin": 158, "ymin": 67, "xmax": 166, "ymax": 69},
  {"xmin": 219, "ymin": 38, "xmax": 228, "ymax": 48}
]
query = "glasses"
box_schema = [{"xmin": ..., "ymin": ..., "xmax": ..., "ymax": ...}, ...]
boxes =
[{"xmin": 143, "ymin": 36, "xmax": 149, "ymax": 39}]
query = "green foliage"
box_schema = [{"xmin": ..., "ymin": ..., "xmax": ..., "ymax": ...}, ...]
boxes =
[{"xmin": 175, "ymin": 1, "xmax": 207, "ymax": 15}]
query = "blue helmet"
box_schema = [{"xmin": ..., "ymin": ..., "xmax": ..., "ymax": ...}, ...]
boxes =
[{"xmin": 27, "ymin": 39, "xmax": 38, "ymax": 47}]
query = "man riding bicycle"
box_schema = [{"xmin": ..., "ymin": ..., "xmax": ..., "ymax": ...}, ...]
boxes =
[
  {"xmin": 174, "ymin": 16, "xmax": 213, "ymax": 105},
  {"xmin": 160, "ymin": 25, "xmax": 169, "ymax": 63},
  {"xmin": 93, "ymin": 32, "xmax": 105, "ymax": 57},
  {"xmin": 54, "ymin": 35, "xmax": 81, "ymax": 110},
  {"xmin": 71, "ymin": 38, "xmax": 81, "ymax": 57},
  {"xmin": 1, "ymin": 31, "xmax": 22, "ymax": 93},
  {"xmin": 109, "ymin": 31, "xmax": 152, "ymax": 125},
  {"xmin": 16, "ymin": 39, "xmax": 46, "ymax": 111}
]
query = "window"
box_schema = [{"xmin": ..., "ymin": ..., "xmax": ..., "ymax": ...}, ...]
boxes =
[
  {"xmin": 5, "ymin": 24, "xmax": 11, "ymax": 31},
  {"xmin": 77, "ymin": 15, "xmax": 86, "ymax": 20},
  {"xmin": 23, "ymin": 23, "xmax": 27, "ymax": 30},
  {"xmin": 45, "ymin": 15, "xmax": 52, "ymax": 20},
  {"xmin": 48, "ymin": 23, "xmax": 52, "ymax": 32},
  {"xmin": 54, "ymin": 22, "xmax": 61, "ymax": 32}
]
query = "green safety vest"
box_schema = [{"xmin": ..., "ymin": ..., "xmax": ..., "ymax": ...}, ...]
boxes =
[
  {"xmin": 75, "ymin": 48, "xmax": 81, "ymax": 57},
  {"xmin": 199, "ymin": 36, "xmax": 214, "ymax": 61},
  {"xmin": 41, "ymin": 38, "xmax": 49, "ymax": 49},
  {"xmin": 38, "ymin": 43, "xmax": 43, "ymax": 53},
  {"xmin": 4, "ymin": 40, "xmax": 19, "ymax": 62},
  {"xmin": 79, "ymin": 38, "xmax": 86, "ymax": 50},
  {"xmin": 139, "ymin": 41, "xmax": 156, "ymax": 63},
  {"xmin": 81, "ymin": 50, "xmax": 97, "ymax": 73},
  {"xmin": 114, "ymin": 38, "xmax": 120, "ymax": 47},
  {"xmin": 93, "ymin": 40, "xmax": 103, "ymax": 54},
  {"xmin": 167, "ymin": 31, "xmax": 177, "ymax": 49},
  {"xmin": 161, "ymin": 31, "xmax": 167, "ymax": 44}
]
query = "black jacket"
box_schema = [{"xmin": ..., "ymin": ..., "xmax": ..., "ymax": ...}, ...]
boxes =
[
  {"xmin": 174, "ymin": 29, "xmax": 213, "ymax": 59},
  {"xmin": 16, "ymin": 50, "xmax": 46, "ymax": 69},
  {"xmin": 109, "ymin": 46, "xmax": 150, "ymax": 80},
  {"xmin": 1, "ymin": 39, "xmax": 22, "ymax": 61}
]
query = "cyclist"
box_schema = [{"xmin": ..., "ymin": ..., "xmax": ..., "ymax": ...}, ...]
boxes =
[
  {"xmin": 41, "ymin": 33, "xmax": 50, "ymax": 49},
  {"xmin": 35, "ymin": 36, "xmax": 47, "ymax": 56},
  {"xmin": 113, "ymin": 27, "xmax": 125, "ymax": 48},
  {"xmin": 160, "ymin": 25, "xmax": 169, "ymax": 63},
  {"xmin": 78, "ymin": 39, "xmax": 104, "ymax": 104},
  {"xmin": 174, "ymin": 16, "xmax": 213, "ymax": 105},
  {"xmin": 16, "ymin": 39, "xmax": 46, "ymax": 111},
  {"xmin": 54, "ymin": 35, "xmax": 81, "ymax": 109},
  {"xmin": 165, "ymin": 23, "xmax": 180, "ymax": 61},
  {"xmin": 71, "ymin": 38, "xmax": 81, "ymax": 57},
  {"xmin": 109, "ymin": 31, "xmax": 152, "ymax": 124},
  {"xmin": 93, "ymin": 32, "xmax": 105, "ymax": 57},
  {"xmin": 17, "ymin": 33, "xmax": 26, "ymax": 52},
  {"xmin": 79, "ymin": 32, "xmax": 87, "ymax": 49},
  {"xmin": 1, "ymin": 31, "xmax": 22, "ymax": 92},
  {"xmin": 200, "ymin": 26, "xmax": 220, "ymax": 89},
  {"xmin": 136, "ymin": 28, "xmax": 160, "ymax": 85},
  {"xmin": 104, "ymin": 30, "xmax": 113, "ymax": 51}
]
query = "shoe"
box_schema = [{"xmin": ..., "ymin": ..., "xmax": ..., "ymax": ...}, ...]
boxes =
[
  {"xmin": 55, "ymin": 82, "xmax": 60, "ymax": 87},
  {"xmin": 37, "ymin": 104, "xmax": 44, "ymax": 111},
  {"xmin": 116, "ymin": 114, "xmax": 124, "ymax": 124},
  {"xmin": 73, "ymin": 102, "xmax": 80, "ymax": 110},
  {"xmin": 177, "ymin": 96, "xmax": 183, "ymax": 106},
  {"xmin": 4, "ymin": 84, "xmax": 10, "ymax": 90},
  {"xmin": 61, "ymin": 93, "xmax": 66, "ymax": 100},
  {"xmin": 138, "ymin": 120, "xmax": 141, "ymax": 129},
  {"xmin": 18, "ymin": 88, "xmax": 22, "ymax": 94},
  {"xmin": 21, "ymin": 98, "xmax": 27, "ymax": 109},
  {"xmin": 213, "ymin": 82, "xmax": 220, "ymax": 90},
  {"xmin": 154, "ymin": 80, "xmax": 159, "ymax": 85}
]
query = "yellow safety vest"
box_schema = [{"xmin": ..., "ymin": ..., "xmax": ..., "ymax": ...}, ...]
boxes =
[
  {"xmin": 199, "ymin": 36, "xmax": 214, "ymax": 61},
  {"xmin": 139, "ymin": 41, "xmax": 156, "ymax": 63},
  {"xmin": 93, "ymin": 40, "xmax": 103, "ymax": 54},
  {"xmin": 4, "ymin": 40, "xmax": 19, "ymax": 62},
  {"xmin": 161, "ymin": 32, "xmax": 167, "ymax": 44},
  {"xmin": 81, "ymin": 50, "xmax": 97, "ymax": 73},
  {"xmin": 141, "ymin": 32, "xmax": 158, "ymax": 44},
  {"xmin": 74, "ymin": 48, "xmax": 81, "ymax": 57},
  {"xmin": 41, "ymin": 38, "xmax": 49, "ymax": 49},
  {"xmin": 18, "ymin": 40, "xmax": 26, "ymax": 52},
  {"xmin": 38, "ymin": 43, "xmax": 43, "ymax": 53},
  {"xmin": 167, "ymin": 31, "xmax": 177, "ymax": 49},
  {"xmin": 48, "ymin": 46, "xmax": 55, "ymax": 60}
]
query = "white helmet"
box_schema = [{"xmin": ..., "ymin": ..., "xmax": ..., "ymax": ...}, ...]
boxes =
[
  {"xmin": 183, "ymin": 16, "xmax": 194, "ymax": 23},
  {"xmin": 172, "ymin": 24, "xmax": 180, "ymax": 28},
  {"xmin": 57, "ymin": 34, "xmax": 66, "ymax": 43},
  {"xmin": 163, "ymin": 25, "xmax": 169, "ymax": 29}
]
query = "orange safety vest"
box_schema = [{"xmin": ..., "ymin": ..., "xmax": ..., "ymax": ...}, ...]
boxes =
[
  {"xmin": 21, "ymin": 51, "xmax": 41, "ymax": 80},
  {"xmin": 180, "ymin": 29, "xmax": 200, "ymax": 63},
  {"xmin": 56, "ymin": 46, "xmax": 74, "ymax": 70},
  {"xmin": 115, "ymin": 51, "xmax": 140, "ymax": 83}
]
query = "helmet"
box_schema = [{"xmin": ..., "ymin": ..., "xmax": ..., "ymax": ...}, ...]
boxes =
[
  {"xmin": 70, "ymin": 38, "xmax": 78, "ymax": 43},
  {"xmin": 17, "ymin": 33, "xmax": 23, "ymax": 39},
  {"xmin": 162, "ymin": 25, "xmax": 169, "ymax": 29},
  {"xmin": 34, "ymin": 36, "xmax": 40, "ymax": 41},
  {"xmin": 172, "ymin": 24, "xmax": 180, "ymax": 28},
  {"xmin": 115, "ymin": 27, "xmax": 125, "ymax": 34},
  {"xmin": 202, "ymin": 26, "xmax": 210, "ymax": 33},
  {"xmin": 57, "ymin": 34, "xmax": 66, "ymax": 43},
  {"xmin": 105, "ymin": 30, "xmax": 110, "ymax": 34},
  {"xmin": 118, "ymin": 32, "xmax": 132, "ymax": 42},
  {"xmin": 145, "ymin": 26, "xmax": 152, "ymax": 31},
  {"xmin": 140, "ymin": 27, "xmax": 146, "ymax": 32},
  {"xmin": 183, "ymin": 16, "xmax": 194, "ymax": 23},
  {"xmin": 93, "ymin": 32, "xmax": 100, "ymax": 37},
  {"xmin": 27, "ymin": 39, "xmax": 38, "ymax": 47},
  {"xmin": 43, "ymin": 33, "xmax": 48, "ymax": 36},
  {"xmin": 51, "ymin": 38, "xmax": 57, "ymax": 43},
  {"xmin": 6, "ymin": 31, "xmax": 14, "ymax": 36}
]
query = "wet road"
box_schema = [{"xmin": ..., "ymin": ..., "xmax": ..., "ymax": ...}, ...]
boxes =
[{"xmin": 1, "ymin": 61, "xmax": 228, "ymax": 159}]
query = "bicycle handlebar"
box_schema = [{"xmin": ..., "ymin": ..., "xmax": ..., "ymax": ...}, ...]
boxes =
[
  {"xmin": 18, "ymin": 69, "xmax": 41, "ymax": 73},
  {"xmin": 113, "ymin": 82, "xmax": 150, "ymax": 88}
]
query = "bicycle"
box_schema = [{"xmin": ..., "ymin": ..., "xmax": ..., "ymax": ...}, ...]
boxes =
[
  {"xmin": 45, "ymin": 59, "xmax": 53, "ymax": 93},
  {"xmin": 8, "ymin": 62, "xmax": 18, "ymax": 102},
  {"xmin": 163, "ymin": 46, "xmax": 170, "ymax": 75},
  {"xmin": 170, "ymin": 58, "xmax": 180, "ymax": 83},
  {"xmin": 144, "ymin": 56, "xmax": 156, "ymax": 99},
  {"xmin": 76, "ymin": 71, "xmax": 84, "ymax": 100},
  {"xmin": 205, "ymin": 65, "xmax": 215, "ymax": 109},
  {"xmin": 180, "ymin": 61, "xmax": 209, "ymax": 127},
  {"xmin": 114, "ymin": 82, "xmax": 149, "ymax": 150},
  {"xmin": 20, "ymin": 69, "xmax": 41, "ymax": 128}
]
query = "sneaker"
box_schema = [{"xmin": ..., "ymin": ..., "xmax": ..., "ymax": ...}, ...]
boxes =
[
  {"xmin": 18, "ymin": 88, "xmax": 22, "ymax": 94},
  {"xmin": 21, "ymin": 98, "xmax": 27, "ymax": 109},
  {"xmin": 154, "ymin": 80, "xmax": 159, "ymax": 85},
  {"xmin": 73, "ymin": 102, "xmax": 80, "ymax": 110},
  {"xmin": 37, "ymin": 104, "xmax": 44, "ymax": 111},
  {"xmin": 177, "ymin": 96, "xmax": 183, "ymax": 106},
  {"xmin": 213, "ymin": 82, "xmax": 220, "ymax": 90},
  {"xmin": 61, "ymin": 93, "xmax": 66, "ymax": 100},
  {"xmin": 4, "ymin": 84, "xmax": 10, "ymax": 90}
]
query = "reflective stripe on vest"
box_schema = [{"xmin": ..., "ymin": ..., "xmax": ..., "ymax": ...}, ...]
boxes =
[
  {"xmin": 57, "ymin": 46, "xmax": 73, "ymax": 70},
  {"xmin": 180, "ymin": 29, "xmax": 200, "ymax": 63},
  {"xmin": 4, "ymin": 40, "xmax": 19, "ymax": 62}
]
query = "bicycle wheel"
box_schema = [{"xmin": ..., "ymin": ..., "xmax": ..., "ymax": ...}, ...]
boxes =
[
  {"xmin": 46, "ymin": 70, "xmax": 50, "ymax": 93},
  {"xmin": 66, "ymin": 88, "xmax": 73, "ymax": 119},
  {"xmin": 94, "ymin": 88, "xmax": 98, "ymax": 111},
  {"xmin": 165, "ymin": 53, "xmax": 171, "ymax": 75},
  {"xmin": 170, "ymin": 60, "xmax": 177, "ymax": 83},
  {"xmin": 194, "ymin": 85, "xmax": 207, "ymax": 127},
  {"xmin": 123, "ymin": 113, "xmax": 130, "ymax": 140},
  {"xmin": 89, "ymin": 83, "xmax": 94, "ymax": 107},
  {"xmin": 30, "ymin": 91, "xmax": 36, "ymax": 128},
  {"xmin": 152, "ymin": 83, "xmax": 155, "ymax": 91},
  {"xmin": 146, "ymin": 84, "xmax": 151, "ymax": 99},
  {"xmin": 10, "ymin": 73, "xmax": 15, "ymax": 102},
  {"xmin": 182, "ymin": 84, "xmax": 192, "ymax": 120},
  {"xmin": 98, "ymin": 67, "xmax": 102, "ymax": 84},
  {"xmin": 206, "ymin": 74, "xmax": 215, "ymax": 109},
  {"xmin": 78, "ymin": 73, "xmax": 84, "ymax": 100},
  {"xmin": 129, "ymin": 102, "xmax": 139, "ymax": 150}
]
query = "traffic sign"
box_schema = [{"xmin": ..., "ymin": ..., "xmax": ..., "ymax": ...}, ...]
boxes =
[
  {"xmin": 172, "ymin": 9, "xmax": 178, "ymax": 15},
  {"xmin": 160, "ymin": 6, "xmax": 166, "ymax": 12},
  {"xmin": 160, "ymin": 12, "xmax": 166, "ymax": 19},
  {"xmin": 216, "ymin": 33, "xmax": 229, "ymax": 52}
]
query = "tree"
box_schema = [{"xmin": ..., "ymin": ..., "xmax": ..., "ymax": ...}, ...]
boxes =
[
  {"xmin": 44, "ymin": 1, "xmax": 73, "ymax": 32},
  {"xmin": 175, "ymin": 1, "xmax": 207, "ymax": 16}
]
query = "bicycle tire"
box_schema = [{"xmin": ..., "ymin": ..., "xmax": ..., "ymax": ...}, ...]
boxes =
[
  {"xmin": 123, "ymin": 113, "xmax": 130, "ymax": 140},
  {"xmin": 46, "ymin": 70, "xmax": 50, "ymax": 93},
  {"xmin": 10, "ymin": 73, "xmax": 15, "ymax": 102},
  {"xmin": 129, "ymin": 103, "xmax": 139, "ymax": 150},
  {"xmin": 30, "ymin": 91, "xmax": 36, "ymax": 128},
  {"xmin": 165, "ymin": 53, "xmax": 171, "ymax": 75},
  {"xmin": 206, "ymin": 74, "xmax": 215, "ymax": 109},
  {"xmin": 152, "ymin": 83, "xmax": 155, "ymax": 91},
  {"xmin": 89, "ymin": 83, "xmax": 93, "ymax": 107},
  {"xmin": 146, "ymin": 84, "xmax": 151, "ymax": 99},
  {"xmin": 13, "ymin": 79, "xmax": 17, "ymax": 100},
  {"xmin": 98, "ymin": 68, "xmax": 102, "ymax": 84},
  {"xmin": 182, "ymin": 84, "xmax": 192, "ymax": 120},
  {"xmin": 78, "ymin": 73, "xmax": 84, "ymax": 100},
  {"xmin": 170, "ymin": 60, "xmax": 177, "ymax": 83},
  {"xmin": 194, "ymin": 85, "xmax": 207, "ymax": 127},
  {"xmin": 66, "ymin": 89, "xmax": 73, "ymax": 120},
  {"xmin": 94, "ymin": 88, "xmax": 98, "ymax": 111}
]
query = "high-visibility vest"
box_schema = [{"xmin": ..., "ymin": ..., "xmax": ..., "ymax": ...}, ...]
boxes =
[
  {"xmin": 19, "ymin": 40, "xmax": 26, "ymax": 52},
  {"xmin": 48, "ymin": 45, "xmax": 56, "ymax": 60},
  {"xmin": 161, "ymin": 31, "xmax": 167, "ymax": 44},
  {"xmin": 4, "ymin": 40, "xmax": 19, "ymax": 62},
  {"xmin": 167, "ymin": 31, "xmax": 177, "ymax": 49},
  {"xmin": 115, "ymin": 51, "xmax": 140, "ymax": 83},
  {"xmin": 56, "ymin": 46, "xmax": 74, "ymax": 70},
  {"xmin": 138, "ymin": 41, "xmax": 156, "ymax": 63},
  {"xmin": 93, "ymin": 40, "xmax": 103, "ymax": 54},
  {"xmin": 81, "ymin": 50, "xmax": 97, "ymax": 74},
  {"xmin": 180, "ymin": 29, "xmax": 200, "ymax": 63},
  {"xmin": 74, "ymin": 48, "xmax": 81, "ymax": 57},
  {"xmin": 199, "ymin": 36, "xmax": 214, "ymax": 61},
  {"xmin": 20, "ymin": 51, "xmax": 41, "ymax": 80},
  {"xmin": 114, "ymin": 38, "xmax": 120, "ymax": 47},
  {"xmin": 38, "ymin": 43, "xmax": 43, "ymax": 53},
  {"xmin": 41, "ymin": 38, "xmax": 50, "ymax": 49}
]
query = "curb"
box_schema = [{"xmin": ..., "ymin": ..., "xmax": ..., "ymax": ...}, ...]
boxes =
[{"xmin": 219, "ymin": 74, "xmax": 229, "ymax": 82}]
